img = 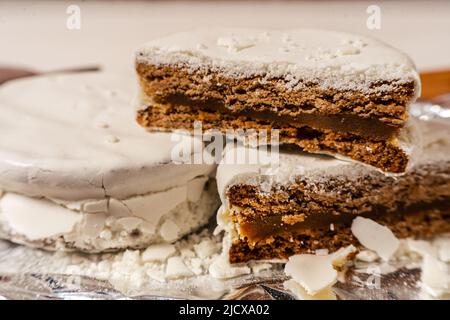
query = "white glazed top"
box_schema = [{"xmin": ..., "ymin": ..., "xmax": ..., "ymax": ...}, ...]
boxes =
[
  {"xmin": 216, "ymin": 145, "xmax": 350, "ymax": 201},
  {"xmin": 0, "ymin": 72, "xmax": 214, "ymax": 200},
  {"xmin": 137, "ymin": 28, "xmax": 420, "ymax": 94}
]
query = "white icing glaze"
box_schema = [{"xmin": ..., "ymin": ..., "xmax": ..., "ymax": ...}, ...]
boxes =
[
  {"xmin": 0, "ymin": 193, "xmax": 82, "ymax": 240},
  {"xmin": 137, "ymin": 28, "xmax": 420, "ymax": 95},
  {"xmin": 0, "ymin": 72, "xmax": 214, "ymax": 200},
  {"xmin": 120, "ymin": 184, "xmax": 187, "ymax": 234},
  {"xmin": 216, "ymin": 144, "xmax": 351, "ymax": 201},
  {"xmin": 0, "ymin": 176, "xmax": 217, "ymax": 251}
]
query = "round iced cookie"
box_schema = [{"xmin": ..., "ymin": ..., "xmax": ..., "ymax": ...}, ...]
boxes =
[{"xmin": 0, "ymin": 72, "xmax": 218, "ymax": 252}]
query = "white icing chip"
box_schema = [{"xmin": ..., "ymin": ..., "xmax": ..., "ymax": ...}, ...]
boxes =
[
  {"xmin": 193, "ymin": 239, "xmax": 219, "ymax": 259},
  {"xmin": 284, "ymin": 245, "xmax": 355, "ymax": 295},
  {"xmin": 122, "ymin": 250, "xmax": 141, "ymax": 264},
  {"xmin": 146, "ymin": 270, "xmax": 166, "ymax": 283},
  {"xmin": 283, "ymin": 279, "xmax": 336, "ymax": 300},
  {"xmin": 351, "ymin": 217, "xmax": 400, "ymax": 261},
  {"xmin": 142, "ymin": 244, "xmax": 176, "ymax": 262},
  {"xmin": 330, "ymin": 245, "xmax": 357, "ymax": 267},
  {"xmin": 284, "ymin": 254, "xmax": 337, "ymax": 295},
  {"xmin": 165, "ymin": 257, "xmax": 194, "ymax": 279},
  {"xmin": 187, "ymin": 257, "xmax": 204, "ymax": 276},
  {"xmin": 208, "ymin": 255, "xmax": 251, "ymax": 279}
]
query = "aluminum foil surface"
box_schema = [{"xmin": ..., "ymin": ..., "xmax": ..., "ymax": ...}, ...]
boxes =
[{"xmin": 0, "ymin": 102, "xmax": 449, "ymax": 300}]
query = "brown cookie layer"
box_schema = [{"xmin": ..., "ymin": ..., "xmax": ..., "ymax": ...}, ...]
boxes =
[
  {"xmin": 229, "ymin": 208, "xmax": 450, "ymax": 263},
  {"xmin": 137, "ymin": 103, "xmax": 409, "ymax": 173},
  {"xmin": 136, "ymin": 63, "xmax": 415, "ymax": 128},
  {"xmin": 224, "ymin": 158, "xmax": 450, "ymax": 262}
]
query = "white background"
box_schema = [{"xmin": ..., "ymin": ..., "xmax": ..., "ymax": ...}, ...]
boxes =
[{"xmin": 0, "ymin": 0, "xmax": 449, "ymax": 73}]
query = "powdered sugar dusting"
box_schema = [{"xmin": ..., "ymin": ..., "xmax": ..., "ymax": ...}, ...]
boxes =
[{"xmin": 137, "ymin": 28, "xmax": 419, "ymax": 95}]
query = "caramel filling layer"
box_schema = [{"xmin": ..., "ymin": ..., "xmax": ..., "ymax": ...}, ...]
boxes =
[
  {"xmin": 236, "ymin": 200, "xmax": 450, "ymax": 244},
  {"xmin": 154, "ymin": 94, "xmax": 400, "ymax": 140}
]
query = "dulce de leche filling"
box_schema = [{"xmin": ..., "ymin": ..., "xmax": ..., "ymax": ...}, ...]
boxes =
[
  {"xmin": 235, "ymin": 200, "xmax": 450, "ymax": 245},
  {"xmin": 155, "ymin": 93, "xmax": 401, "ymax": 140}
]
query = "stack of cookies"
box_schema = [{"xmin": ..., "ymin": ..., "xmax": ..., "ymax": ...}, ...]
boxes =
[
  {"xmin": 0, "ymin": 28, "xmax": 448, "ymax": 266},
  {"xmin": 135, "ymin": 28, "xmax": 449, "ymax": 262}
]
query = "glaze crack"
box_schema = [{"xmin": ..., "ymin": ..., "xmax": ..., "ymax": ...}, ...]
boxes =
[{"xmin": 100, "ymin": 175, "xmax": 108, "ymax": 198}]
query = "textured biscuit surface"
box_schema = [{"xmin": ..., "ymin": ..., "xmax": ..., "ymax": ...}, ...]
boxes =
[{"xmin": 136, "ymin": 28, "xmax": 420, "ymax": 173}]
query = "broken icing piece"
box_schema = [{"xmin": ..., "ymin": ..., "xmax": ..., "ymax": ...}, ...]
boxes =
[
  {"xmin": 165, "ymin": 256, "xmax": 194, "ymax": 279},
  {"xmin": 208, "ymin": 255, "xmax": 251, "ymax": 279},
  {"xmin": 283, "ymin": 279, "xmax": 336, "ymax": 300},
  {"xmin": 351, "ymin": 217, "xmax": 400, "ymax": 261},
  {"xmin": 141, "ymin": 243, "xmax": 176, "ymax": 262},
  {"xmin": 285, "ymin": 254, "xmax": 336, "ymax": 295},
  {"xmin": 284, "ymin": 245, "xmax": 355, "ymax": 296}
]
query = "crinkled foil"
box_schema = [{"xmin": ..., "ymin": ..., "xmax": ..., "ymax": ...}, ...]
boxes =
[
  {"xmin": 0, "ymin": 102, "xmax": 448, "ymax": 300},
  {"xmin": 0, "ymin": 237, "xmax": 433, "ymax": 300}
]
